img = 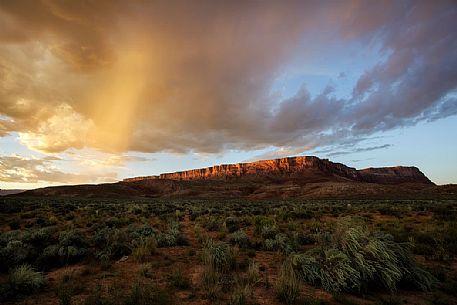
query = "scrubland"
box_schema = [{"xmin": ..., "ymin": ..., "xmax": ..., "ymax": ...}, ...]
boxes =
[{"xmin": 1, "ymin": 197, "xmax": 456, "ymax": 305}]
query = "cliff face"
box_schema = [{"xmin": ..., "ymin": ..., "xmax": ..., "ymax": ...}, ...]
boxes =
[
  {"xmin": 123, "ymin": 156, "xmax": 433, "ymax": 185},
  {"xmin": 358, "ymin": 166, "xmax": 432, "ymax": 184},
  {"xmin": 158, "ymin": 156, "xmax": 357, "ymax": 180}
]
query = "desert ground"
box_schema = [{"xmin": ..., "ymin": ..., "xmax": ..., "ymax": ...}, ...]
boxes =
[{"xmin": 1, "ymin": 197, "xmax": 456, "ymax": 305}]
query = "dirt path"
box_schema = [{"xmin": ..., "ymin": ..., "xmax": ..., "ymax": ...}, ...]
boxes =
[{"xmin": 182, "ymin": 213, "xmax": 198, "ymax": 247}]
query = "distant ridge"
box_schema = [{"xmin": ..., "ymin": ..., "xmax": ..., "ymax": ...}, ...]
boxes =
[
  {"xmin": 0, "ymin": 189, "xmax": 25, "ymax": 196},
  {"xmin": 15, "ymin": 156, "xmax": 449, "ymax": 200},
  {"xmin": 123, "ymin": 156, "xmax": 433, "ymax": 185}
]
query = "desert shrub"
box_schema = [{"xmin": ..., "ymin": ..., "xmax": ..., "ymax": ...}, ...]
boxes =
[
  {"xmin": 131, "ymin": 237, "xmax": 157, "ymax": 263},
  {"xmin": 225, "ymin": 216, "xmax": 241, "ymax": 233},
  {"xmin": 378, "ymin": 207, "xmax": 402, "ymax": 218},
  {"xmin": 27, "ymin": 227, "xmax": 54, "ymax": 245},
  {"xmin": 93, "ymin": 227, "xmax": 130, "ymax": 261},
  {"xmin": 434, "ymin": 223, "xmax": 457, "ymax": 260},
  {"xmin": 0, "ymin": 227, "xmax": 58, "ymax": 270},
  {"xmin": 293, "ymin": 247, "xmax": 359, "ymax": 293},
  {"xmin": 2, "ymin": 239, "xmax": 30, "ymax": 265},
  {"xmin": 293, "ymin": 231, "xmax": 316, "ymax": 246},
  {"xmin": 260, "ymin": 225, "xmax": 279, "ymax": 239},
  {"xmin": 40, "ymin": 244, "xmax": 60, "ymax": 268},
  {"xmin": 229, "ymin": 284, "xmax": 251, "ymax": 305},
  {"xmin": 202, "ymin": 239, "xmax": 236, "ymax": 273},
  {"xmin": 277, "ymin": 260, "xmax": 300, "ymax": 305},
  {"xmin": 283, "ymin": 207, "xmax": 315, "ymax": 220},
  {"xmin": 57, "ymin": 274, "xmax": 75, "ymax": 305},
  {"xmin": 169, "ymin": 268, "xmax": 190, "ymax": 289},
  {"xmin": 128, "ymin": 224, "xmax": 158, "ymax": 240},
  {"xmin": 124, "ymin": 281, "xmax": 173, "ymax": 305},
  {"xmin": 230, "ymin": 229, "xmax": 250, "ymax": 248},
  {"xmin": 58, "ymin": 230, "xmax": 88, "ymax": 264},
  {"xmin": 412, "ymin": 231, "xmax": 435, "ymax": 256},
  {"xmin": 246, "ymin": 261, "xmax": 260, "ymax": 285},
  {"xmin": 433, "ymin": 205, "xmax": 457, "ymax": 221},
  {"xmin": 264, "ymin": 233, "xmax": 295, "ymax": 254},
  {"xmin": 139, "ymin": 263, "xmax": 153, "ymax": 278},
  {"xmin": 292, "ymin": 219, "xmax": 436, "ymax": 293},
  {"xmin": 201, "ymin": 216, "xmax": 223, "ymax": 232},
  {"xmin": 9, "ymin": 264, "xmax": 46, "ymax": 295},
  {"xmin": 202, "ymin": 267, "xmax": 221, "ymax": 300},
  {"xmin": 157, "ymin": 221, "xmax": 187, "ymax": 247},
  {"xmin": 254, "ymin": 216, "xmax": 276, "ymax": 234}
]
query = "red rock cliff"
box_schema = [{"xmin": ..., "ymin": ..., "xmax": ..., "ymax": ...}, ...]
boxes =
[{"xmin": 123, "ymin": 156, "xmax": 433, "ymax": 185}]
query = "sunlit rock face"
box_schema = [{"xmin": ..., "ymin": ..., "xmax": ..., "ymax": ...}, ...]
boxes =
[{"xmin": 123, "ymin": 156, "xmax": 433, "ymax": 185}]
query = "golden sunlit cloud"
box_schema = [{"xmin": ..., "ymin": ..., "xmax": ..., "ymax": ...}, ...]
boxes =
[
  {"xmin": 19, "ymin": 104, "xmax": 94, "ymax": 153},
  {"xmin": 0, "ymin": 154, "xmax": 117, "ymax": 184}
]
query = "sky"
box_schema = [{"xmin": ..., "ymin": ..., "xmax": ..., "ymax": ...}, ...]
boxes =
[{"xmin": 0, "ymin": 0, "xmax": 456, "ymax": 189}]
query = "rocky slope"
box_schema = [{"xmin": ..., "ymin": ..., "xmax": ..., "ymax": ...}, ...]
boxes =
[{"xmin": 123, "ymin": 156, "xmax": 433, "ymax": 185}]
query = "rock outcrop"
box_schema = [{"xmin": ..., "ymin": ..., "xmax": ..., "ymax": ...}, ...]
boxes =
[{"xmin": 123, "ymin": 156, "xmax": 433, "ymax": 185}]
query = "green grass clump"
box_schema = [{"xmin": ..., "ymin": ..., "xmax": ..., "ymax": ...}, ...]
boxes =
[
  {"xmin": 157, "ymin": 221, "xmax": 187, "ymax": 247},
  {"xmin": 246, "ymin": 261, "xmax": 261, "ymax": 285},
  {"xmin": 168, "ymin": 269, "xmax": 190, "ymax": 289},
  {"xmin": 202, "ymin": 267, "xmax": 221, "ymax": 300},
  {"xmin": 131, "ymin": 237, "xmax": 157, "ymax": 263},
  {"xmin": 202, "ymin": 239, "xmax": 236, "ymax": 273},
  {"xmin": 276, "ymin": 260, "xmax": 300, "ymax": 305},
  {"xmin": 292, "ymin": 219, "xmax": 436, "ymax": 293},
  {"xmin": 229, "ymin": 284, "xmax": 251, "ymax": 305},
  {"xmin": 9, "ymin": 264, "xmax": 46, "ymax": 294},
  {"xmin": 230, "ymin": 229, "xmax": 250, "ymax": 248}
]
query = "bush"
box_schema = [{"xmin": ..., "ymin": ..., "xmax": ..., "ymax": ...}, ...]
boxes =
[
  {"xmin": 292, "ymin": 219, "xmax": 436, "ymax": 293},
  {"xmin": 202, "ymin": 239, "xmax": 236, "ymax": 273},
  {"xmin": 131, "ymin": 237, "xmax": 157, "ymax": 263},
  {"xmin": 169, "ymin": 268, "xmax": 190, "ymax": 289},
  {"xmin": 225, "ymin": 217, "xmax": 241, "ymax": 233},
  {"xmin": 260, "ymin": 225, "xmax": 279, "ymax": 239},
  {"xmin": 157, "ymin": 221, "xmax": 187, "ymax": 247},
  {"xmin": 230, "ymin": 230, "xmax": 250, "ymax": 248},
  {"xmin": 201, "ymin": 216, "xmax": 222, "ymax": 232},
  {"xmin": 9, "ymin": 264, "xmax": 46, "ymax": 294},
  {"xmin": 93, "ymin": 227, "xmax": 130, "ymax": 262},
  {"xmin": 264, "ymin": 233, "xmax": 294, "ymax": 254},
  {"xmin": 58, "ymin": 230, "xmax": 87, "ymax": 264},
  {"xmin": 254, "ymin": 216, "xmax": 276, "ymax": 235}
]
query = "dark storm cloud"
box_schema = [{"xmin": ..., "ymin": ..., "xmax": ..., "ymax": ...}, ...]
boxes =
[{"xmin": 0, "ymin": 0, "xmax": 455, "ymax": 154}]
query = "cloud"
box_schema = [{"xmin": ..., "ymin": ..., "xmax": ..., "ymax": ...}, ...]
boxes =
[
  {"xmin": 0, "ymin": 1, "xmax": 455, "ymax": 156},
  {"xmin": 18, "ymin": 104, "xmax": 94, "ymax": 153},
  {"xmin": 0, "ymin": 155, "xmax": 117, "ymax": 184},
  {"xmin": 74, "ymin": 154, "xmax": 150, "ymax": 168},
  {"xmin": 325, "ymin": 144, "xmax": 392, "ymax": 157}
]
